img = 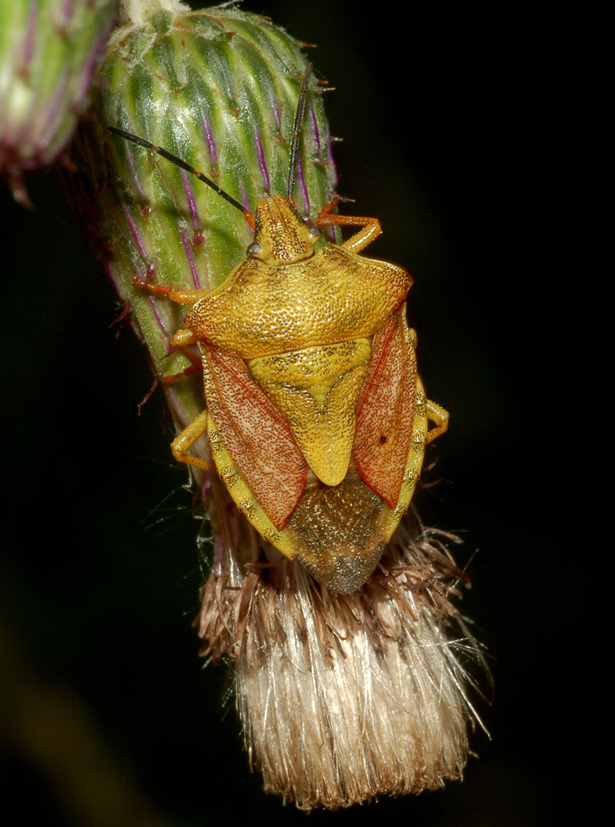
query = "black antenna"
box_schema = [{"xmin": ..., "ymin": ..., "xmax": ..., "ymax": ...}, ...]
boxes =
[
  {"xmin": 287, "ymin": 63, "xmax": 313, "ymax": 205},
  {"xmin": 108, "ymin": 126, "xmax": 255, "ymax": 227}
]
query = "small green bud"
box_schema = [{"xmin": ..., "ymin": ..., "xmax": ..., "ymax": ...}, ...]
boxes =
[{"xmin": 0, "ymin": 0, "xmax": 116, "ymax": 204}]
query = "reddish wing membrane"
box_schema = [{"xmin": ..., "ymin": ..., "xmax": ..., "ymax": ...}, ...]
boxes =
[
  {"xmin": 202, "ymin": 348, "xmax": 307, "ymax": 529},
  {"xmin": 353, "ymin": 313, "xmax": 417, "ymax": 507}
]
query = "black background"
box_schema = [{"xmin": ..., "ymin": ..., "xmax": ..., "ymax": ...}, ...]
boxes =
[{"xmin": 1, "ymin": 1, "xmax": 579, "ymax": 824}]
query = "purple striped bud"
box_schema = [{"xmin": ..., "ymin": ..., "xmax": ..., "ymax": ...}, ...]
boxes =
[{"xmin": 0, "ymin": 0, "xmax": 116, "ymax": 204}]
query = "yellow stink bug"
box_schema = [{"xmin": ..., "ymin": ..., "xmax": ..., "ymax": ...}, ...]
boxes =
[{"xmin": 110, "ymin": 65, "xmax": 448, "ymax": 593}]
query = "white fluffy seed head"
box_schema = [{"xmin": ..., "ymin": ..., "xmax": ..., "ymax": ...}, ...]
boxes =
[{"xmin": 198, "ymin": 512, "xmax": 485, "ymax": 811}]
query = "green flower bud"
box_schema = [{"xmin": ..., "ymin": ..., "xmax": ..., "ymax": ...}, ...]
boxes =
[
  {"xmin": 69, "ymin": 1, "xmax": 336, "ymax": 465},
  {"xmin": 0, "ymin": 0, "xmax": 116, "ymax": 204}
]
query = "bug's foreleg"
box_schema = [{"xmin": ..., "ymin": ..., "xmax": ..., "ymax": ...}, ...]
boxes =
[
  {"xmin": 425, "ymin": 399, "xmax": 449, "ymax": 443},
  {"xmin": 171, "ymin": 410, "xmax": 215, "ymax": 472},
  {"xmin": 132, "ymin": 275, "xmax": 211, "ymax": 306},
  {"xmin": 316, "ymin": 197, "xmax": 382, "ymax": 253}
]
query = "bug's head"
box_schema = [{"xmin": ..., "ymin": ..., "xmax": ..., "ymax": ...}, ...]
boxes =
[
  {"xmin": 247, "ymin": 194, "xmax": 321, "ymax": 264},
  {"xmin": 245, "ymin": 63, "xmax": 322, "ymax": 265}
]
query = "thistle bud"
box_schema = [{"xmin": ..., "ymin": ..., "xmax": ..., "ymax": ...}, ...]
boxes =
[
  {"xmin": 66, "ymin": 0, "xmax": 484, "ymax": 810},
  {"xmin": 68, "ymin": 0, "xmax": 336, "ymax": 435},
  {"xmin": 0, "ymin": 0, "xmax": 116, "ymax": 204}
]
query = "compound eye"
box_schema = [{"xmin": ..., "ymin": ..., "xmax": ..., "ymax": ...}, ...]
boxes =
[
  {"xmin": 247, "ymin": 241, "xmax": 262, "ymax": 257},
  {"xmin": 308, "ymin": 226, "xmax": 321, "ymax": 239}
]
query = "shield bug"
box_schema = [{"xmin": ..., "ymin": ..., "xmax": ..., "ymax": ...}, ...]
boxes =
[{"xmin": 110, "ymin": 64, "xmax": 448, "ymax": 593}]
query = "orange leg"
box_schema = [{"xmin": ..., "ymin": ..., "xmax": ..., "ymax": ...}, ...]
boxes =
[
  {"xmin": 160, "ymin": 361, "xmax": 200, "ymax": 385},
  {"xmin": 158, "ymin": 330, "xmax": 203, "ymax": 384},
  {"xmin": 132, "ymin": 275, "xmax": 215, "ymax": 471},
  {"xmin": 132, "ymin": 275, "xmax": 210, "ymax": 306},
  {"xmin": 316, "ymin": 197, "xmax": 382, "ymax": 253},
  {"xmin": 133, "ymin": 279, "xmax": 205, "ymax": 382}
]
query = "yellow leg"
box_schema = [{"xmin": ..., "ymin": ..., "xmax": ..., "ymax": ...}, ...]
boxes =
[
  {"xmin": 171, "ymin": 410, "xmax": 216, "ymax": 472},
  {"xmin": 170, "ymin": 329, "xmax": 198, "ymax": 350},
  {"xmin": 425, "ymin": 399, "xmax": 449, "ymax": 443}
]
